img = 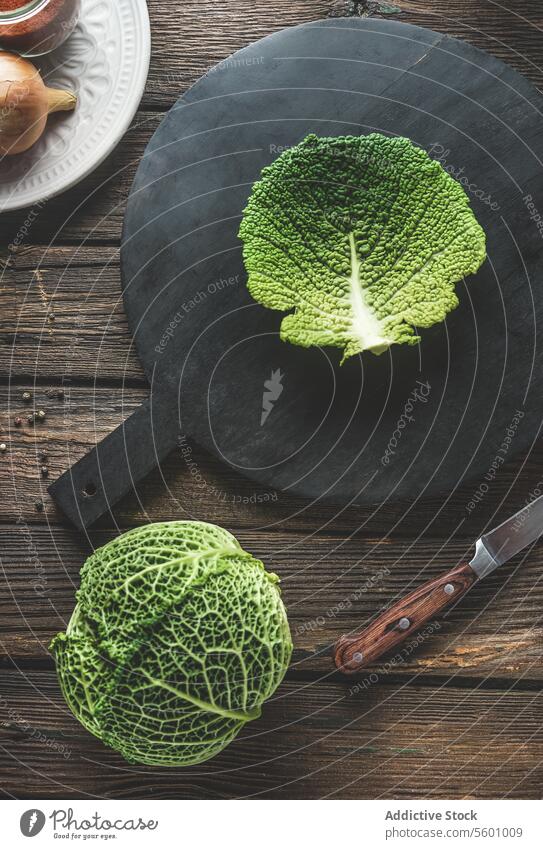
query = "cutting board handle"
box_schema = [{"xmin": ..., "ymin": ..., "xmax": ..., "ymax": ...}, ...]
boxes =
[
  {"xmin": 48, "ymin": 388, "xmax": 179, "ymax": 529},
  {"xmin": 333, "ymin": 562, "xmax": 477, "ymax": 674}
]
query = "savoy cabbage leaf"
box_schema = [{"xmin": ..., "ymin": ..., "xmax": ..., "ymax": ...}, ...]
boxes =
[
  {"xmin": 51, "ymin": 522, "xmax": 292, "ymax": 767},
  {"xmin": 239, "ymin": 134, "xmax": 486, "ymax": 361}
]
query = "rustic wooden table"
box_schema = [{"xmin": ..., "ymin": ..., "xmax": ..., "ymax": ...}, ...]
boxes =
[{"xmin": 1, "ymin": 0, "xmax": 542, "ymax": 800}]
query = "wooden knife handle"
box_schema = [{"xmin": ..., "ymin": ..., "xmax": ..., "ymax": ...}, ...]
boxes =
[{"xmin": 333, "ymin": 562, "xmax": 477, "ymax": 674}]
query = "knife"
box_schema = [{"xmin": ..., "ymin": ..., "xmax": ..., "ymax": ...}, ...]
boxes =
[{"xmin": 333, "ymin": 495, "xmax": 543, "ymax": 674}]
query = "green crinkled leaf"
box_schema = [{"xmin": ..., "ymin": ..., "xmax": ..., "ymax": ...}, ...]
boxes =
[
  {"xmin": 96, "ymin": 563, "xmax": 290, "ymax": 766},
  {"xmin": 50, "ymin": 608, "xmax": 110, "ymax": 741},
  {"xmin": 239, "ymin": 133, "xmax": 486, "ymax": 362},
  {"xmin": 51, "ymin": 522, "xmax": 292, "ymax": 767},
  {"xmin": 78, "ymin": 521, "xmax": 246, "ymax": 643}
]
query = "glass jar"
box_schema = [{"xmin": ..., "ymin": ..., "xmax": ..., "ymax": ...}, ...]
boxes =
[{"xmin": 0, "ymin": 0, "xmax": 81, "ymax": 57}]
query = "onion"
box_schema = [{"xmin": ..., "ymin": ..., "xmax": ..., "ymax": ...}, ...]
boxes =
[{"xmin": 0, "ymin": 51, "xmax": 76, "ymax": 156}]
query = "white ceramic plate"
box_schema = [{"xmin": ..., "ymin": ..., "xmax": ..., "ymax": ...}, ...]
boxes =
[{"xmin": 0, "ymin": 0, "xmax": 151, "ymax": 212}]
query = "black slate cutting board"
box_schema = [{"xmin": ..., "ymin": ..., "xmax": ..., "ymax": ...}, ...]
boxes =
[{"xmin": 50, "ymin": 18, "xmax": 543, "ymax": 529}]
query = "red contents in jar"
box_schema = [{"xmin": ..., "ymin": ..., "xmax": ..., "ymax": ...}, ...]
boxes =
[
  {"xmin": 0, "ymin": 0, "xmax": 80, "ymax": 56},
  {"xmin": 0, "ymin": 2, "xmax": 30, "ymax": 10}
]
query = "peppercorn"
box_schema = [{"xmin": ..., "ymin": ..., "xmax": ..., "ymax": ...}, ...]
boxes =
[
  {"xmin": 48, "ymin": 312, "xmax": 55, "ymax": 321},
  {"xmin": 22, "ymin": 391, "xmax": 32, "ymax": 403},
  {"xmin": 36, "ymin": 409, "xmax": 46, "ymax": 422},
  {"xmin": 0, "ymin": 443, "xmax": 7, "ymax": 453},
  {"xmin": 40, "ymin": 465, "xmax": 49, "ymax": 478},
  {"xmin": 27, "ymin": 414, "xmax": 35, "ymax": 425},
  {"xmin": 14, "ymin": 417, "xmax": 22, "ymax": 427},
  {"xmin": 34, "ymin": 499, "xmax": 44, "ymax": 512},
  {"xmin": 57, "ymin": 389, "xmax": 65, "ymax": 400},
  {"xmin": 40, "ymin": 452, "xmax": 48, "ymax": 463}
]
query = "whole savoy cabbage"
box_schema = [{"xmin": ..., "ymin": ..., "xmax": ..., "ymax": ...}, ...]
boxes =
[
  {"xmin": 51, "ymin": 522, "xmax": 292, "ymax": 766},
  {"xmin": 239, "ymin": 133, "xmax": 486, "ymax": 361}
]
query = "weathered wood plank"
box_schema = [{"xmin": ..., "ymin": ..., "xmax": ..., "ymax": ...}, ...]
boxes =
[
  {"xmin": 1, "ymin": 248, "xmax": 143, "ymax": 382},
  {"xmin": 2, "ymin": 0, "xmax": 543, "ymax": 802},
  {"xmin": 2, "ymin": 381, "xmax": 543, "ymax": 536},
  {"xmin": 143, "ymin": 0, "xmax": 543, "ymax": 107},
  {"xmin": 363, "ymin": 0, "xmax": 543, "ymax": 94},
  {"xmin": 1, "ymin": 523, "xmax": 542, "ymax": 681},
  {"xmin": 0, "ymin": 670, "xmax": 541, "ymax": 799},
  {"xmin": 2, "ymin": 2, "xmax": 543, "ymax": 244},
  {"xmin": 144, "ymin": 0, "xmax": 342, "ymax": 108},
  {"xmin": 2, "ymin": 381, "xmax": 543, "ymax": 535},
  {"xmin": 3, "ymin": 248, "xmax": 543, "ymax": 534}
]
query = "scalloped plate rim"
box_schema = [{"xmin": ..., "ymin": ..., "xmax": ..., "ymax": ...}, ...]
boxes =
[{"xmin": 0, "ymin": 0, "xmax": 151, "ymax": 212}]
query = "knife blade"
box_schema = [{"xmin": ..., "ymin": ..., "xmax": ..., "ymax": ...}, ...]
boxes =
[
  {"xmin": 469, "ymin": 494, "xmax": 543, "ymax": 578},
  {"xmin": 334, "ymin": 495, "xmax": 543, "ymax": 674}
]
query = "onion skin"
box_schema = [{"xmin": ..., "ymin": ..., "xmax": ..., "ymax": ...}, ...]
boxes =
[{"xmin": 0, "ymin": 51, "xmax": 76, "ymax": 156}]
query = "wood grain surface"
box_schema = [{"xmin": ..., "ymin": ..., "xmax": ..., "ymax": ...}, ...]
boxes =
[{"xmin": 1, "ymin": 0, "xmax": 543, "ymax": 800}]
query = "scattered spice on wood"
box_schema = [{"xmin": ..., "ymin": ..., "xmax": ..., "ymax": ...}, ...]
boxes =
[
  {"xmin": 34, "ymin": 498, "xmax": 44, "ymax": 512},
  {"xmin": 46, "ymin": 387, "xmax": 64, "ymax": 399},
  {"xmin": 36, "ymin": 409, "xmax": 46, "ymax": 421},
  {"xmin": 40, "ymin": 465, "xmax": 49, "ymax": 478},
  {"xmin": 40, "ymin": 451, "xmax": 48, "ymax": 463},
  {"xmin": 27, "ymin": 413, "xmax": 35, "ymax": 425},
  {"xmin": 14, "ymin": 416, "xmax": 22, "ymax": 427},
  {"xmin": 22, "ymin": 391, "xmax": 32, "ymax": 402}
]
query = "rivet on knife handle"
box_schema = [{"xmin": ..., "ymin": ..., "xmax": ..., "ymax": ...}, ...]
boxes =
[{"xmin": 333, "ymin": 562, "xmax": 477, "ymax": 674}]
